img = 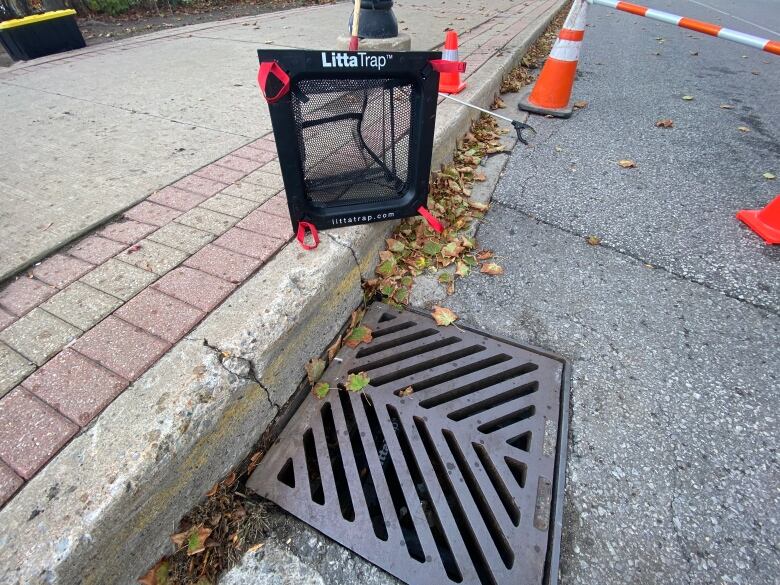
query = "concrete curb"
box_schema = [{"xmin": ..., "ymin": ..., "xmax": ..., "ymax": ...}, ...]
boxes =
[{"xmin": 0, "ymin": 3, "xmax": 565, "ymax": 583}]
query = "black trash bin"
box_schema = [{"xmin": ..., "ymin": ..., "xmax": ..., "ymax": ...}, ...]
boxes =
[{"xmin": 0, "ymin": 9, "xmax": 85, "ymax": 62}]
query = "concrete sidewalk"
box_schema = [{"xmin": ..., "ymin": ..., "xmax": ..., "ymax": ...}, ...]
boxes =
[{"xmin": 0, "ymin": 1, "xmax": 566, "ymax": 582}]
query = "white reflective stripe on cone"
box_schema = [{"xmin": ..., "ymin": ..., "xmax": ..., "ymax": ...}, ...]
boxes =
[
  {"xmin": 549, "ymin": 39, "xmax": 583, "ymax": 62},
  {"xmin": 442, "ymin": 49, "xmax": 459, "ymax": 60},
  {"xmin": 563, "ymin": 0, "xmax": 589, "ymax": 31}
]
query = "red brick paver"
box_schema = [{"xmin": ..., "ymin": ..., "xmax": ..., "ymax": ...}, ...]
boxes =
[
  {"xmin": 184, "ymin": 245, "xmax": 263, "ymax": 284},
  {"xmin": 148, "ymin": 186, "xmax": 206, "ymax": 211},
  {"xmin": 250, "ymin": 138, "xmax": 277, "ymax": 152},
  {"xmin": 0, "ymin": 308, "xmax": 15, "ymax": 330},
  {"xmin": 22, "ymin": 349, "xmax": 128, "ymax": 427},
  {"xmin": 195, "ymin": 163, "xmax": 246, "ymax": 185},
  {"xmin": 215, "ymin": 154, "xmax": 264, "ymax": 174},
  {"xmin": 172, "ymin": 175, "xmax": 226, "ymax": 197},
  {"xmin": 0, "ymin": 278, "xmax": 56, "ymax": 317},
  {"xmin": 32, "ymin": 254, "xmax": 93, "ymax": 289},
  {"xmin": 237, "ymin": 209, "xmax": 294, "ymax": 241},
  {"xmin": 123, "ymin": 201, "xmax": 182, "ymax": 227},
  {"xmin": 213, "ymin": 228, "xmax": 281, "ymax": 261},
  {"xmin": 0, "ymin": 461, "xmax": 23, "ymax": 507},
  {"xmin": 231, "ymin": 145, "xmax": 276, "ymax": 164},
  {"xmin": 67, "ymin": 235, "xmax": 126, "ymax": 265},
  {"xmin": 153, "ymin": 266, "xmax": 235, "ymax": 312},
  {"xmin": 0, "ymin": 388, "xmax": 78, "ymax": 479},
  {"xmin": 259, "ymin": 194, "xmax": 291, "ymax": 219},
  {"xmin": 98, "ymin": 219, "xmax": 157, "ymax": 245},
  {"xmin": 114, "ymin": 288, "xmax": 205, "ymax": 343},
  {"xmin": 72, "ymin": 316, "xmax": 170, "ymax": 380}
]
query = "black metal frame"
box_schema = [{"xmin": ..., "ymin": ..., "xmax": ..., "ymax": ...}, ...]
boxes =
[{"xmin": 257, "ymin": 49, "xmax": 441, "ymax": 232}]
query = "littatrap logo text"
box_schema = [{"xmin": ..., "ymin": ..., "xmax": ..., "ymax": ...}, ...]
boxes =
[{"xmin": 321, "ymin": 51, "xmax": 389, "ymax": 70}]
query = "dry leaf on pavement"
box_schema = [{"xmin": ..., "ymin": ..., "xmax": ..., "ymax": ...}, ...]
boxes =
[
  {"xmin": 655, "ymin": 119, "xmax": 673, "ymax": 128},
  {"xmin": 618, "ymin": 159, "xmax": 637, "ymax": 168},
  {"xmin": 432, "ymin": 306, "xmax": 458, "ymax": 326},
  {"xmin": 480, "ymin": 262, "xmax": 504, "ymax": 275},
  {"xmin": 737, "ymin": 126, "xmax": 751, "ymax": 132},
  {"xmin": 399, "ymin": 386, "xmax": 414, "ymax": 397},
  {"xmin": 682, "ymin": 95, "xmax": 694, "ymax": 101},
  {"xmin": 345, "ymin": 372, "xmax": 370, "ymax": 392},
  {"xmin": 586, "ymin": 235, "xmax": 601, "ymax": 246},
  {"xmin": 573, "ymin": 100, "xmax": 588, "ymax": 109},
  {"xmin": 719, "ymin": 104, "xmax": 735, "ymax": 109},
  {"xmin": 312, "ymin": 382, "xmax": 330, "ymax": 399},
  {"xmin": 764, "ymin": 172, "xmax": 776, "ymax": 180}
]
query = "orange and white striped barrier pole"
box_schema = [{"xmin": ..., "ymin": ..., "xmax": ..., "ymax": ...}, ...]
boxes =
[
  {"xmin": 518, "ymin": 0, "xmax": 588, "ymax": 118},
  {"xmin": 587, "ymin": 0, "xmax": 780, "ymax": 55}
]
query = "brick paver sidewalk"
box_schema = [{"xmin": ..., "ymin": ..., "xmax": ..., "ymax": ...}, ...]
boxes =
[{"xmin": 0, "ymin": 0, "xmax": 559, "ymax": 507}]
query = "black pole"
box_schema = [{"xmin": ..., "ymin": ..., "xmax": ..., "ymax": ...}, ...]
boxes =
[{"xmin": 348, "ymin": 0, "xmax": 399, "ymax": 39}]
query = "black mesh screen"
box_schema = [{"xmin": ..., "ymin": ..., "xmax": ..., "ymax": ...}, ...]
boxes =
[{"xmin": 290, "ymin": 77, "xmax": 414, "ymax": 207}]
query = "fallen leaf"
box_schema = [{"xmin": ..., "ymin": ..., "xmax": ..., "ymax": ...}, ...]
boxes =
[
  {"xmin": 127, "ymin": 244, "xmax": 142, "ymax": 254},
  {"xmin": 491, "ymin": 96, "xmax": 506, "ymax": 109},
  {"xmin": 719, "ymin": 104, "xmax": 735, "ymax": 109},
  {"xmin": 246, "ymin": 543, "xmax": 265, "ymax": 554},
  {"xmin": 399, "ymin": 386, "xmax": 414, "ymax": 397},
  {"xmin": 138, "ymin": 560, "xmax": 169, "ymax": 585},
  {"xmin": 474, "ymin": 171, "xmax": 487, "ymax": 181},
  {"xmin": 573, "ymin": 100, "xmax": 588, "ymax": 109},
  {"xmin": 655, "ymin": 119, "xmax": 673, "ymax": 128},
  {"xmin": 344, "ymin": 325, "xmax": 373, "ymax": 348},
  {"xmin": 455, "ymin": 261, "xmax": 470, "ymax": 278},
  {"xmin": 422, "ymin": 240, "xmax": 443, "ymax": 256},
  {"xmin": 312, "ymin": 381, "xmax": 330, "ymax": 399},
  {"xmin": 386, "ymin": 238, "xmax": 405, "ymax": 253},
  {"xmin": 618, "ymin": 159, "xmax": 637, "ymax": 168},
  {"xmin": 476, "ymin": 249, "xmax": 494, "ymax": 261},
  {"xmin": 393, "ymin": 286, "xmax": 409, "ymax": 304},
  {"xmin": 737, "ymin": 126, "xmax": 750, "ymax": 132},
  {"xmin": 438, "ymin": 272, "xmax": 453, "ymax": 284},
  {"xmin": 682, "ymin": 95, "xmax": 694, "ymax": 101},
  {"xmin": 764, "ymin": 172, "xmax": 776, "ymax": 180},
  {"xmin": 305, "ymin": 357, "xmax": 326, "ymax": 384},
  {"xmin": 469, "ymin": 201, "xmax": 489, "ymax": 211},
  {"xmin": 345, "ymin": 372, "xmax": 370, "ymax": 392},
  {"xmin": 432, "ymin": 305, "xmax": 458, "ymax": 326},
  {"xmin": 375, "ymin": 257, "xmax": 396, "ymax": 277},
  {"xmin": 480, "ymin": 262, "xmax": 504, "ymax": 275},
  {"xmin": 187, "ymin": 526, "xmax": 212, "ymax": 556},
  {"xmin": 442, "ymin": 241, "xmax": 464, "ymax": 257},
  {"xmin": 586, "ymin": 235, "xmax": 601, "ymax": 246}
]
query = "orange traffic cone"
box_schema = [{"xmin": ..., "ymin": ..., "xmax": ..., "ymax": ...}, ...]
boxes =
[
  {"xmin": 439, "ymin": 30, "xmax": 466, "ymax": 94},
  {"xmin": 737, "ymin": 195, "xmax": 780, "ymax": 244},
  {"xmin": 518, "ymin": 0, "xmax": 588, "ymax": 118}
]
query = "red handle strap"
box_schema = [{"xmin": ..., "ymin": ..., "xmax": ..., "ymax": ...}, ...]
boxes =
[
  {"xmin": 297, "ymin": 221, "xmax": 320, "ymax": 250},
  {"xmin": 257, "ymin": 61, "xmax": 291, "ymax": 104},
  {"xmin": 430, "ymin": 59, "xmax": 467, "ymax": 73},
  {"xmin": 417, "ymin": 206, "xmax": 443, "ymax": 233}
]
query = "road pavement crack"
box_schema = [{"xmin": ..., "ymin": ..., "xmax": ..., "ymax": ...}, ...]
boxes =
[{"xmin": 491, "ymin": 200, "xmax": 779, "ymax": 317}]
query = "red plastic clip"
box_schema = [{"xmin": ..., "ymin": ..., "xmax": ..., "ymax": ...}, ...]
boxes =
[
  {"xmin": 297, "ymin": 221, "xmax": 320, "ymax": 250},
  {"xmin": 430, "ymin": 59, "xmax": 467, "ymax": 74},
  {"xmin": 417, "ymin": 206, "xmax": 443, "ymax": 233},
  {"xmin": 257, "ymin": 61, "xmax": 291, "ymax": 104}
]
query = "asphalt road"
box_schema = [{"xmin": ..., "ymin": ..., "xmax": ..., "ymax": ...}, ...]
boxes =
[{"xmin": 444, "ymin": 1, "xmax": 780, "ymax": 584}]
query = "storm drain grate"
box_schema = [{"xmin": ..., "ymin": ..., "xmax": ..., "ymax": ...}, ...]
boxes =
[{"xmin": 247, "ymin": 303, "xmax": 570, "ymax": 585}]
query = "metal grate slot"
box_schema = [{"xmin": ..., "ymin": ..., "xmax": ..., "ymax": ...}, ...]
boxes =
[
  {"xmin": 355, "ymin": 327, "xmax": 438, "ymax": 357},
  {"xmin": 337, "ymin": 390, "xmax": 388, "ymax": 541},
  {"xmin": 369, "ymin": 345, "xmax": 487, "ymax": 386},
  {"xmin": 349, "ymin": 337, "xmax": 461, "ymax": 374},
  {"xmin": 443, "ymin": 430, "xmax": 514, "ymax": 570},
  {"xmin": 388, "ymin": 405, "xmax": 462, "ymax": 582},
  {"xmin": 418, "ymin": 363, "xmax": 538, "ymax": 408},
  {"xmin": 321, "ymin": 402, "xmax": 355, "ymax": 522},
  {"xmin": 247, "ymin": 303, "xmax": 570, "ymax": 585},
  {"xmin": 361, "ymin": 394, "xmax": 426, "ymax": 562},
  {"xmin": 448, "ymin": 382, "xmax": 539, "ymax": 422},
  {"xmin": 473, "ymin": 443, "xmax": 520, "ymax": 526}
]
